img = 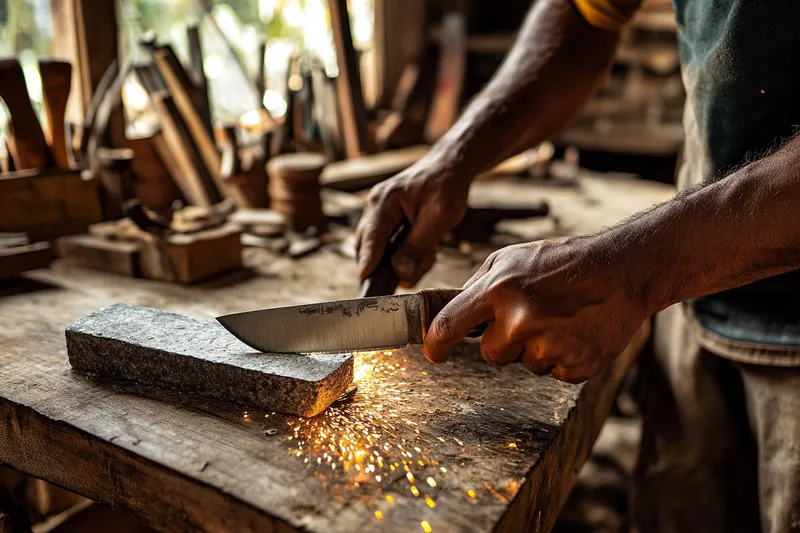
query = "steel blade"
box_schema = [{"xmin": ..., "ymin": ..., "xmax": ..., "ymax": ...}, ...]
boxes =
[{"xmin": 216, "ymin": 294, "xmax": 425, "ymax": 354}]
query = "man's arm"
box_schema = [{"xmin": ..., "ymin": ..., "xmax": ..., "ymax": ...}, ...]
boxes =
[
  {"xmin": 356, "ymin": 0, "xmax": 623, "ymax": 286},
  {"xmin": 424, "ymin": 137, "xmax": 800, "ymax": 383}
]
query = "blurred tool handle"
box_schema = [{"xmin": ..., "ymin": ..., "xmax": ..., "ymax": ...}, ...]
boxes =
[
  {"xmin": 39, "ymin": 59, "xmax": 73, "ymax": 169},
  {"xmin": 0, "ymin": 58, "xmax": 50, "ymax": 169},
  {"xmin": 359, "ymin": 222, "xmax": 410, "ymax": 297}
]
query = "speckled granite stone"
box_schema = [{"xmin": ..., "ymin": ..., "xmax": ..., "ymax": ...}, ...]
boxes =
[{"xmin": 66, "ymin": 304, "xmax": 354, "ymax": 416}]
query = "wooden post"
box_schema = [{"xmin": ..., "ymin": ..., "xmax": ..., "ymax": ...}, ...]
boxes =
[
  {"xmin": 50, "ymin": 0, "xmax": 119, "ymax": 122},
  {"xmin": 373, "ymin": 0, "xmax": 428, "ymax": 109},
  {"xmin": 327, "ymin": 0, "xmax": 371, "ymax": 158}
]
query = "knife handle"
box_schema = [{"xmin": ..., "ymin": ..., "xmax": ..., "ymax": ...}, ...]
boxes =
[
  {"xmin": 359, "ymin": 222, "xmax": 411, "ymax": 297},
  {"xmin": 420, "ymin": 288, "xmax": 487, "ymax": 339}
]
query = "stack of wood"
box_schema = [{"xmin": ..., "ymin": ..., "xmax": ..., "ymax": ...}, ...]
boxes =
[{"xmin": 0, "ymin": 56, "xmax": 101, "ymax": 279}]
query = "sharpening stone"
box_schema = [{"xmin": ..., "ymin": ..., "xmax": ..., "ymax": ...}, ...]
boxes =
[{"xmin": 65, "ymin": 304, "xmax": 354, "ymax": 417}]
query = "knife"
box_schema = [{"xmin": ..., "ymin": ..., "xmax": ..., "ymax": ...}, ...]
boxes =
[{"xmin": 217, "ymin": 288, "xmax": 474, "ymax": 354}]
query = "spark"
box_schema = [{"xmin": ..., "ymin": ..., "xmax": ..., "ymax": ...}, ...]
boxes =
[
  {"xmin": 426, "ymin": 477, "xmax": 436, "ymax": 487},
  {"xmin": 375, "ymin": 511, "xmax": 384, "ymax": 520},
  {"xmin": 421, "ymin": 520, "xmax": 432, "ymax": 532},
  {"xmin": 425, "ymin": 496, "xmax": 436, "ymax": 508},
  {"xmin": 410, "ymin": 486, "xmax": 420, "ymax": 497},
  {"xmin": 467, "ymin": 490, "xmax": 477, "ymax": 499},
  {"xmin": 440, "ymin": 467, "xmax": 447, "ymax": 473},
  {"xmin": 507, "ymin": 442, "xmax": 517, "ymax": 449},
  {"xmin": 386, "ymin": 495, "xmax": 395, "ymax": 504},
  {"xmin": 406, "ymin": 472, "xmax": 415, "ymax": 483}
]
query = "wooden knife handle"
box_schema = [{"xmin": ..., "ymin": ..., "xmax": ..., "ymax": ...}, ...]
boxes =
[
  {"xmin": 420, "ymin": 288, "xmax": 487, "ymax": 339},
  {"xmin": 359, "ymin": 222, "xmax": 410, "ymax": 297}
]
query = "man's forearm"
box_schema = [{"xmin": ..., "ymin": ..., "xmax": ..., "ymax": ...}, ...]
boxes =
[
  {"xmin": 598, "ymin": 136, "xmax": 800, "ymax": 314},
  {"xmin": 424, "ymin": 0, "xmax": 620, "ymax": 178}
]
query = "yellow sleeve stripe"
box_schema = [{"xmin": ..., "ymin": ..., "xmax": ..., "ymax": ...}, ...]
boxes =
[{"xmin": 573, "ymin": 0, "xmax": 638, "ymax": 30}]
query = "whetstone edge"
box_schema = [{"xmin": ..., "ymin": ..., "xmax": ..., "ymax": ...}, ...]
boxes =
[{"xmin": 65, "ymin": 304, "xmax": 354, "ymax": 417}]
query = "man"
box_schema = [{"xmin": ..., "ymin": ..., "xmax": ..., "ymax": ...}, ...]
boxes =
[{"xmin": 355, "ymin": 0, "xmax": 800, "ymax": 531}]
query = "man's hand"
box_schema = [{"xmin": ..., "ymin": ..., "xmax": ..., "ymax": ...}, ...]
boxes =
[
  {"xmin": 423, "ymin": 237, "xmax": 650, "ymax": 383},
  {"xmin": 356, "ymin": 159, "xmax": 470, "ymax": 286}
]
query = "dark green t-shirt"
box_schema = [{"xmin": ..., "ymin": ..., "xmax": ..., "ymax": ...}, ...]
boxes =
[{"xmin": 673, "ymin": 0, "xmax": 800, "ymax": 350}]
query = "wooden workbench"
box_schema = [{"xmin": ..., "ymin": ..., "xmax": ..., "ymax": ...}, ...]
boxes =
[{"xmin": 0, "ymin": 172, "xmax": 674, "ymax": 533}]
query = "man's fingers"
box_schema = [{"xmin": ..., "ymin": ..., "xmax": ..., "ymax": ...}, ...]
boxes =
[
  {"xmin": 479, "ymin": 317, "xmax": 527, "ymax": 366},
  {"xmin": 356, "ymin": 205, "xmax": 404, "ymax": 281},
  {"xmin": 423, "ymin": 285, "xmax": 493, "ymax": 364},
  {"xmin": 398, "ymin": 251, "xmax": 436, "ymax": 289},
  {"xmin": 551, "ymin": 364, "xmax": 599, "ymax": 384},
  {"xmin": 391, "ymin": 204, "xmax": 448, "ymax": 284}
]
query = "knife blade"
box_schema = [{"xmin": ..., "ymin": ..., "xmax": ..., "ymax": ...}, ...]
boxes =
[{"xmin": 217, "ymin": 288, "xmax": 466, "ymax": 354}]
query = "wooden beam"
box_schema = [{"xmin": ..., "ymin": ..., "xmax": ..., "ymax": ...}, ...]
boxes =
[
  {"xmin": 327, "ymin": 0, "xmax": 371, "ymax": 158},
  {"xmin": 373, "ymin": 0, "xmax": 428, "ymax": 108},
  {"xmin": 152, "ymin": 48, "xmax": 251, "ymax": 207},
  {"xmin": 49, "ymin": 0, "xmax": 119, "ymax": 121}
]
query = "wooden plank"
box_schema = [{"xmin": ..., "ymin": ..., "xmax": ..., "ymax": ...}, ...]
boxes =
[
  {"xmin": 57, "ymin": 234, "xmax": 140, "ymax": 277},
  {"xmin": 425, "ymin": 12, "xmax": 466, "ymax": 142},
  {"xmin": 0, "ymin": 243, "xmax": 53, "ymax": 280},
  {"xmin": 373, "ymin": 0, "xmax": 428, "ymax": 108},
  {"xmin": 0, "ymin": 58, "xmax": 50, "ymax": 170},
  {"xmin": 0, "ymin": 169, "xmax": 102, "ymax": 241},
  {"xmin": 50, "ymin": 0, "xmax": 118, "ymax": 124},
  {"xmin": 0, "ymin": 261, "xmax": 649, "ymax": 532},
  {"xmin": 185, "ymin": 27, "xmax": 213, "ymax": 138},
  {"xmin": 152, "ymin": 49, "xmax": 251, "ymax": 207},
  {"xmin": 149, "ymin": 91, "xmax": 220, "ymax": 207},
  {"xmin": 327, "ymin": 0, "xmax": 371, "ymax": 158},
  {"xmin": 321, "ymin": 145, "xmax": 429, "ymax": 191}
]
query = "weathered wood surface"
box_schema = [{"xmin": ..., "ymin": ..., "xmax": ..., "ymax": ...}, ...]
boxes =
[{"xmin": 0, "ymin": 174, "xmax": 674, "ymax": 532}]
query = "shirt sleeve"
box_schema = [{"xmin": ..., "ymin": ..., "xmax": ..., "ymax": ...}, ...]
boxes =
[{"xmin": 573, "ymin": 0, "xmax": 644, "ymax": 30}]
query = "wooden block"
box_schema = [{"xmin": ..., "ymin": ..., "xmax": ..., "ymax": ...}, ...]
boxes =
[
  {"xmin": 0, "ymin": 168, "xmax": 102, "ymax": 241},
  {"xmin": 0, "ymin": 242, "xmax": 53, "ymax": 280},
  {"xmin": 320, "ymin": 145, "xmax": 429, "ymax": 191},
  {"xmin": 57, "ymin": 234, "xmax": 141, "ymax": 277},
  {"xmin": 164, "ymin": 224, "xmax": 243, "ymax": 284},
  {"xmin": 66, "ymin": 304, "xmax": 355, "ymax": 417}
]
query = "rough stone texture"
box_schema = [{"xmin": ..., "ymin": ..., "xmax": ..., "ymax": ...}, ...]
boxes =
[{"xmin": 65, "ymin": 304, "xmax": 354, "ymax": 417}]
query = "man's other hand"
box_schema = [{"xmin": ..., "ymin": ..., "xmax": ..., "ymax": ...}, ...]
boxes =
[
  {"xmin": 423, "ymin": 238, "xmax": 649, "ymax": 383},
  {"xmin": 356, "ymin": 159, "xmax": 470, "ymax": 287}
]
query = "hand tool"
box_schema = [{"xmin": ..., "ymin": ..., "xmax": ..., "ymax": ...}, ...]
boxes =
[
  {"xmin": 217, "ymin": 287, "xmax": 484, "ymax": 354},
  {"xmin": 0, "ymin": 58, "xmax": 50, "ymax": 169},
  {"xmin": 359, "ymin": 221, "xmax": 410, "ymax": 297},
  {"xmin": 39, "ymin": 59, "xmax": 73, "ymax": 169}
]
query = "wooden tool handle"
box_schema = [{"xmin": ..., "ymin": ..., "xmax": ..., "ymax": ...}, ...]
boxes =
[
  {"xmin": 359, "ymin": 222, "xmax": 410, "ymax": 297},
  {"xmin": 420, "ymin": 288, "xmax": 487, "ymax": 339},
  {"xmin": 0, "ymin": 58, "xmax": 50, "ymax": 169},
  {"xmin": 39, "ymin": 59, "xmax": 73, "ymax": 169}
]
